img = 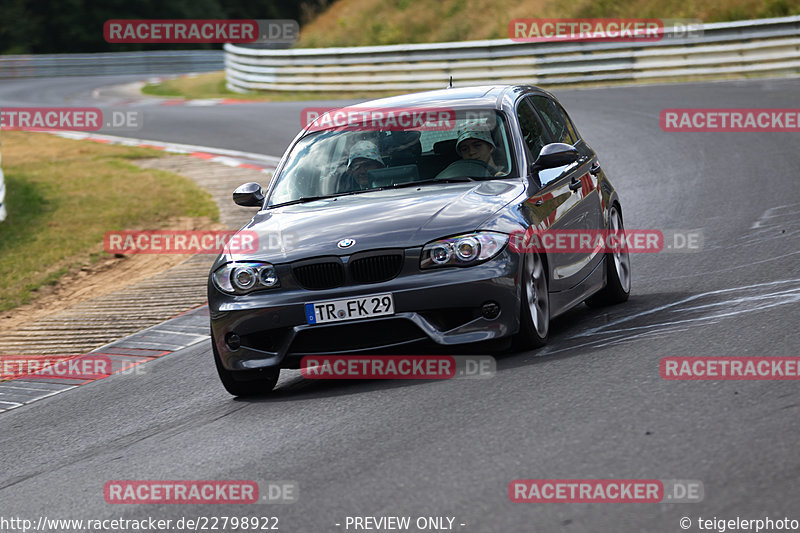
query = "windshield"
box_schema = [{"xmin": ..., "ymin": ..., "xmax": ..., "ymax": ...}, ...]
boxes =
[{"xmin": 267, "ymin": 110, "xmax": 515, "ymax": 207}]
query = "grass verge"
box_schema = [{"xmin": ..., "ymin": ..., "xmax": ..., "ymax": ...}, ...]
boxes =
[
  {"xmin": 141, "ymin": 72, "xmax": 408, "ymax": 102},
  {"xmin": 297, "ymin": 0, "xmax": 800, "ymax": 47},
  {"xmin": 0, "ymin": 132, "xmax": 219, "ymax": 312}
]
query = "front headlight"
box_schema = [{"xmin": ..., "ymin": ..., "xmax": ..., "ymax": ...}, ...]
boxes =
[
  {"xmin": 212, "ymin": 262, "xmax": 280, "ymax": 294},
  {"xmin": 420, "ymin": 232, "xmax": 508, "ymax": 269}
]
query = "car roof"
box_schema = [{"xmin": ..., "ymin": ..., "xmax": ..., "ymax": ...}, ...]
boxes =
[
  {"xmin": 297, "ymin": 84, "xmax": 558, "ymax": 138},
  {"xmin": 351, "ymin": 85, "xmax": 548, "ymax": 111}
]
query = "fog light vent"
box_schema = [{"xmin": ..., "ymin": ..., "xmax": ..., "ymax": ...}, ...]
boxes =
[
  {"xmin": 481, "ymin": 301, "xmax": 500, "ymax": 319},
  {"xmin": 225, "ymin": 333, "xmax": 241, "ymax": 351}
]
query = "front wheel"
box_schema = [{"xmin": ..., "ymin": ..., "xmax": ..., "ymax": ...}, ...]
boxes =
[
  {"xmin": 514, "ymin": 252, "xmax": 550, "ymax": 349},
  {"xmin": 586, "ymin": 205, "xmax": 631, "ymax": 307},
  {"xmin": 212, "ymin": 337, "xmax": 279, "ymax": 397}
]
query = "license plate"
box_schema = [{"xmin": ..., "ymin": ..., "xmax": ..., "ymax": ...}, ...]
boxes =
[{"xmin": 305, "ymin": 293, "xmax": 395, "ymax": 324}]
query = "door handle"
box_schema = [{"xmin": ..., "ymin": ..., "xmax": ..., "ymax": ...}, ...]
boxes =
[
  {"xmin": 568, "ymin": 177, "xmax": 582, "ymax": 192},
  {"xmin": 589, "ymin": 162, "xmax": 601, "ymax": 176}
]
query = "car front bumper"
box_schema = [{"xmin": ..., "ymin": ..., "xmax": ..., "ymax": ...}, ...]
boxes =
[{"xmin": 209, "ymin": 248, "xmax": 522, "ymax": 371}]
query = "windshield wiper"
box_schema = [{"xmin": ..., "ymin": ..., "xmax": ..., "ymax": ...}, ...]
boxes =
[
  {"xmin": 388, "ymin": 177, "xmax": 475, "ymax": 189},
  {"xmin": 268, "ymin": 191, "xmax": 367, "ymax": 208},
  {"xmin": 268, "ymin": 178, "xmax": 478, "ymax": 207},
  {"xmin": 268, "ymin": 195, "xmax": 334, "ymax": 208}
]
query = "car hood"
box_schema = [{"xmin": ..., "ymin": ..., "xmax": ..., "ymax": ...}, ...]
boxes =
[{"xmin": 223, "ymin": 180, "xmax": 525, "ymax": 264}]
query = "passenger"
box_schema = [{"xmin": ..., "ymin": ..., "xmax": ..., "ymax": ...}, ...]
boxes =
[
  {"xmin": 455, "ymin": 122, "xmax": 504, "ymax": 176},
  {"xmin": 340, "ymin": 140, "xmax": 385, "ymax": 192}
]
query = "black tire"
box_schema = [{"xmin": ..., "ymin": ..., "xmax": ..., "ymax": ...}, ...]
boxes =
[
  {"xmin": 586, "ymin": 204, "xmax": 631, "ymax": 308},
  {"xmin": 514, "ymin": 252, "xmax": 550, "ymax": 350},
  {"xmin": 212, "ymin": 337, "xmax": 279, "ymax": 397}
]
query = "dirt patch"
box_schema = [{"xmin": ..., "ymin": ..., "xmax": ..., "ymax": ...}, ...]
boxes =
[{"xmin": 0, "ymin": 215, "xmax": 218, "ymax": 335}]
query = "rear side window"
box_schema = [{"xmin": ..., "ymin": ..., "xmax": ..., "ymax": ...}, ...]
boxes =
[
  {"xmin": 530, "ymin": 96, "xmax": 579, "ymax": 145},
  {"xmin": 516, "ymin": 99, "xmax": 548, "ymax": 160}
]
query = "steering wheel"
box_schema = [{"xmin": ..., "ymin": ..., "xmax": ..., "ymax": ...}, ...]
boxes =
[{"xmin": 435, "ymin": 158, "xmax": 493, "ymax": 180}]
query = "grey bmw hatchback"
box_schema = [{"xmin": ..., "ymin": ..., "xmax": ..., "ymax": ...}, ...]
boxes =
[{"xmin": 208, "ymin": 85, "xmax": 631, "ymax": 396}]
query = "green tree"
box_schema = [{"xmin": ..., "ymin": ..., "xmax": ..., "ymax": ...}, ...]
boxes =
[{"xmin": 0, "ymin": 0, "xmax": 331, "ymax": 54}]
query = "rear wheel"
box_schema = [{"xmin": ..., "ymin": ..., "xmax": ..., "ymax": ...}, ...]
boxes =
[
  {"xmin": 212, "ymin": 337, "xmax": 279, "ymax": 397},
  {"xmin": 514, "ymin": 252, "xmax": 550, "ymax": 349},
  {"xmin": 586, "ymin": 205, "xmax": 631, "ymax": 307}
]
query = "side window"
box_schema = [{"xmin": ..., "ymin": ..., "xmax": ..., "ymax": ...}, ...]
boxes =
[
  {"xmin": 516, "ymin": 98, "xmax": 548, "ymax": 161},
  {"xmin": 556, "ymin": 102, "xmax": 581, "ymax": 142},
  {"xmin": 531, "ymin": 96, "xmax": 578, "ymax": 145}
]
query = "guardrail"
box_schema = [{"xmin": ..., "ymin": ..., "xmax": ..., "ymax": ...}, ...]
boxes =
[
  {"xmin": 224, "ymin": 15, "xmax": 800, "ymax": 92},
  {"xmin": 0, "ymin": 50, "xmax": 224, "ymax": 79}
]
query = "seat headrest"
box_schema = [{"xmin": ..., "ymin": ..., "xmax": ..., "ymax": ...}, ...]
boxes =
[{"xmin": 433, "ymin": 139, "xmax": 457, "ymax": 155}]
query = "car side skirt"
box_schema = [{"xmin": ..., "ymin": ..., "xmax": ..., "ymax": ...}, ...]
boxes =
[{"xmin": 549, "ymin": 254, "xmax": 606, "ymax": 319}]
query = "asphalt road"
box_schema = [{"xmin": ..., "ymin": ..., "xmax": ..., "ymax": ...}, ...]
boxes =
[
  {"xmin": 0, "ymin": 75, "xmax": 348, "ymax": 156},
  {"xmin": 1, "ymin": 76, "xmax": 799, "ymax": 532}
]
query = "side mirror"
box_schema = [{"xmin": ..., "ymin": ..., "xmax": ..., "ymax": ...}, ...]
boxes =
[
  {"xmin": 233, "ymin": 182, "xmax": 265, "ymax": 207},
  {"xmin": 530, "ymin": 143, "xmax": 580, "ymax": 173}
]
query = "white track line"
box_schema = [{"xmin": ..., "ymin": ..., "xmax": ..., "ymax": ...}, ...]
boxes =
[{"xmin": 50, "ymin": 131, "xmax": 282, "ymax": 168}]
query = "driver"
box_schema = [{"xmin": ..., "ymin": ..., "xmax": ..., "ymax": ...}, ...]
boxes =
[
  {"xmin": 339, "ymin": 140, "xmax": 385, "ymax": 192},
  {"xmin": 455, "ymin": 122, "xmax": 504, "ymax": 176}
]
